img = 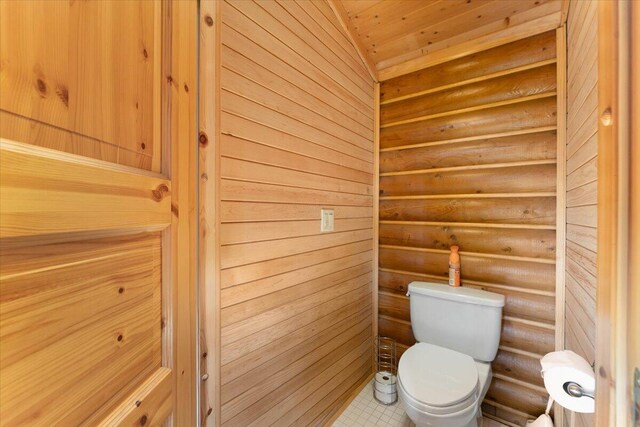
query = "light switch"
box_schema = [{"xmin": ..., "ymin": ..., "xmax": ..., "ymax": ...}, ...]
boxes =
[{"xmin": 320, "ymin": 208, "xmax": 334, "ymax": 232}]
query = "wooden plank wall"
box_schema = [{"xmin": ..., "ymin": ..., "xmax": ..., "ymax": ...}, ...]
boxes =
[
  {"xmin": 378, "ymin": 31, "xmax": 560, "ymax": 427},
  {"xmin": 217, "ymin": 1, "xmax": 375, "ymax": 425},
  {"xmin": 564, "ymin": 1, "xmax": 598, "ymax": 426}
]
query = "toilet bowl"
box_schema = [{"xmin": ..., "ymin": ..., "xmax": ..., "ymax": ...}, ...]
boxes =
[{"xmin": 397, "ymin": 342, "xmax": 492, "ymax": 427}]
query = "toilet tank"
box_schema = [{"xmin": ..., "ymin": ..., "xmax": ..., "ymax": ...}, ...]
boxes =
[{"xmin": 407, "ymin": 281, "xmax": 505, "ymax": 362}]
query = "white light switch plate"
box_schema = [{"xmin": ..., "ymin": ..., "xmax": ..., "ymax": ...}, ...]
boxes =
[{"xmin": 320, "ymin": 208, "xmax": 334, "ymax": 232}]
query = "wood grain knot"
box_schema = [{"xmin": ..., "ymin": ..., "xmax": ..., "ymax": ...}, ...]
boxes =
[
  {"xmin": 204, "ymin": 15, "xmax": 214, "ymax": 26},
  {"xmin": 135, "ymin": 400, "xmax": 142, "ymax": 407},
  {"xmin": 207, "ymin": 408, "xmax": 213, "ymax": 416},
  {"xmin": 199, "ymin": 132, "xmax": 209, "ymax": 147},
  {"xmin": 139, "ymin": 415, "xmax": 148, "ymax": 426},
  {"xmin": 117, "ymin": 334, "xmax": 123, "ymax": 342},
  {"xmin": 171, "ymin": 203, "xmax": 179, "ymax": 217},
  {"xmin": 118, "ymin": 287, "xmax": 125, "ymax": 294},
  {"xmin": 152, "ymin": 184, "xmax": 169, "ymax": 202},
  {"xmin": 35, "ymin": 78, "xmax": 47, "ymax": 97}
]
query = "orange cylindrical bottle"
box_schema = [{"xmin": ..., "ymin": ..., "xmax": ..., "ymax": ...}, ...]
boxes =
[{"xmin": 448, "ymin": 245, "xmax": 461, "ymax": 287}]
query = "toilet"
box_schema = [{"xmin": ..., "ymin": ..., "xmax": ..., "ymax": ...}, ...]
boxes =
[{"xmin": 397, "ymin": 282, "xmax": 505, "ymax": 427}]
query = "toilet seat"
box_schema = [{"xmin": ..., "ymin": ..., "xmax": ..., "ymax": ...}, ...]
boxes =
[{"xmin": 397, "ymin": 343, "xmax": 480, "ymax": 416}]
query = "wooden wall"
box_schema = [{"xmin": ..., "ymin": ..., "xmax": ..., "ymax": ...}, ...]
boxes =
[
  {"xmin": 215, "ymin": 1, "xmax": 375, "ymax": 425},
  {"xmin": 378, "ymin": 31, "xmax": 560, "ymax": 426},
  {"xmin": 564, "ymin": 1, "xmax": 598, "ymax": 426}
]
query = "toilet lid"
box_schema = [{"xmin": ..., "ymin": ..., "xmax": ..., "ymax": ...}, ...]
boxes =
[{"xmin": 398, "ymin": 343, "xmax": 479, "ymax": 408}]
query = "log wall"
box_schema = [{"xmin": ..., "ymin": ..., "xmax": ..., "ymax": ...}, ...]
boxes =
[{"xmin": 378, "ymin": 30, "xmax": 560, "ymax": 426}]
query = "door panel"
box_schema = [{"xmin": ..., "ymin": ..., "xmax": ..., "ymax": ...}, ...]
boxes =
[
  {"xmin": 0, "ymin": 0, "xmax": 195, "ymax": 425},
  {"xmin": 0, "ymin": 232, "xmax": 164, "ymax": 425},
  {"xmin": 0, "ymin": 0, "xmax": 162, "ymax": 171}
]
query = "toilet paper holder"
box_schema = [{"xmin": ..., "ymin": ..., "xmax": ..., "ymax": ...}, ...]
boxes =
[
  {"xmin": 539, "ymin": 350, "xmax": 596, "ymax": 414},
  {"xmin": 563, "ymin": 381, "xmax": 595, "ymax": 400}
]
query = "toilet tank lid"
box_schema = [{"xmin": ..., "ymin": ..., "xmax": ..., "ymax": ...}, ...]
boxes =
[{"xmin": 407, "ymin": 281, "xmax": 505, "ymax": 307}]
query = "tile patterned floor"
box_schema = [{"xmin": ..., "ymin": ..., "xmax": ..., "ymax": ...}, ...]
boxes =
[
  {"xmin": 332, "ymin": 379, "xmax": 508, "ymax": 427},
  {"xmin": 332, "ymin": 380, "xmax": 413, "ymax": 427}
]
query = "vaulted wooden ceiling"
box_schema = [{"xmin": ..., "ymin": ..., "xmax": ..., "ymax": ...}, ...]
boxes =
[{"xmin": 330, "ymin": 0, "xmax": 565, "ymax": 78}]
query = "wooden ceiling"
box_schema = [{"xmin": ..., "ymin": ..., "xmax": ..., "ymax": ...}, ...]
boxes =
[{"xmin": 330, "ymin": 0, "xmax": 564, "ymax": 78}]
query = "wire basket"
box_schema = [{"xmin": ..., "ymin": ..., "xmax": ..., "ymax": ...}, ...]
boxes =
[{"xmin": 374, "ymin": 336, "xmax": 397, "ymax": 405}]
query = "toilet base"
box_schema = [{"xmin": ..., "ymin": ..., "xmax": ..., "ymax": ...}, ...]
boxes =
[
  {"xmin": 400, "ymin": 395, "xmax": 481, "ymax": 427},
  {"xmin": 404, "ymin": 407, "xmax": 482, "ymax": 427}
]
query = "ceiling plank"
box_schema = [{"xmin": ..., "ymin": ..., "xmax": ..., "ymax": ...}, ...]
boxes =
[
  {"xmin": 361, "ymin": 0, "xmax": 491, "ymax": 54},
  {"xmin": 378, "ymin": 11, "xmax": 562, "ymax": 81},
  {"xmin": 348, "ymin": 0, "xmax": 443, "ymax": 43},
  {"xmin": 339, "ymin": 0, "xmax": 383, "ymax": 17},
  {"xmin": 372, "ymin": 0, "xmax": 539, "ymax": 64},
  {"xmin": 377, "ymin": 1, "xmax": 563, "ymax": 70},
  {"xmin": 327, "ymin": 0, "xmax": 379, "ymax": 81}
]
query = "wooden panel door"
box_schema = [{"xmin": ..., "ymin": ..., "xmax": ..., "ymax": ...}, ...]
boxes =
[{"xmin": 0, "ymin": 1, "xmax": 197, "ymax": 425}]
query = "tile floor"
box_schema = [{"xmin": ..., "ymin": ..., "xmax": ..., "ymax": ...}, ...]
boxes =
[
  {"xmin": 332, "ymin": 379, "xmax": 508, "ymax": 427},
  {"xmin": 332, "ymin": 380, "xmax": 413, "ymax": 427}
]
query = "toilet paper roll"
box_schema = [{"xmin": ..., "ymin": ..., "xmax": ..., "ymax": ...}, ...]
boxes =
[
  {"xmin": 541, "ymin": 351, "xmax": 595, "ymax": 413},
  {"xmin": 375, "ymin": 371, "xmax": 396, "ymax": 384},
  {"xmin": 374, "ymin": 389, "xmax": 397, "ymax": 405},
  {"xmin": 374, "ymin": 372, "xmax": 397, "ymax": 394}
]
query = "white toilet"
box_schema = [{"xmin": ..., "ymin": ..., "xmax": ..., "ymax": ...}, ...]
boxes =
[{"xmin": 397, "ymin": 281, "xmax": 505, "ymax": 427}]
